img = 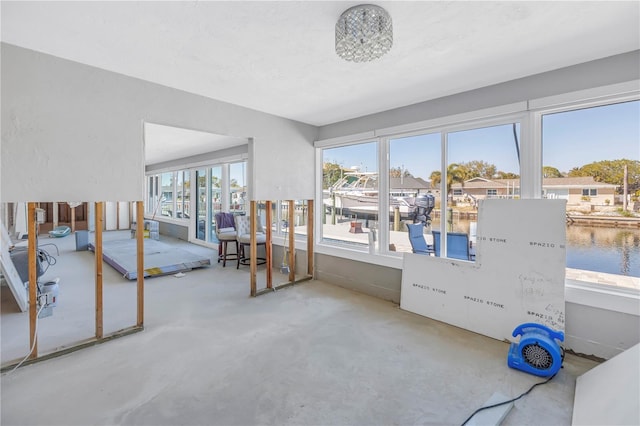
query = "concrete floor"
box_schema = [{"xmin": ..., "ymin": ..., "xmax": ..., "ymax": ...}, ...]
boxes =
[{"xmin": 1, "ymin": 231, "xmax": 598, "ymax": 425}]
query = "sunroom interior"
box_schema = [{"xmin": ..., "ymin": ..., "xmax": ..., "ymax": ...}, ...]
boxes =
[{"xmin": 1, "ymin": 2, "xmax": 639, "ymax": 425}]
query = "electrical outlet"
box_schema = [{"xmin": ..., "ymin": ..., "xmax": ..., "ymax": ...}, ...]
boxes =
[{"xmin": 35, "ymin": 208, "xmax": 46, "ymax": 224}]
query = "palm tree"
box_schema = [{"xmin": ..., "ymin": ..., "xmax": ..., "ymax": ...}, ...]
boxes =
[{"xmin": 446, "ymin": 163, "xmax": 469, "ymax": 202}]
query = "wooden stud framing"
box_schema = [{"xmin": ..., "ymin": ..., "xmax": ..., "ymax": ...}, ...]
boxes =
[
  {"xmin": 95, "ymin": 202, "xmax": 104, "ymax": 339},
  {"xmin": 307, "ymin": 200, "xmax": 314, "ymax": 277},
  {"xmin": 27, "ymin": 202, "xmax": 38, "ymax": 359},
  {"xmin": 265, "ymin": 201, "xmax": 273, "ymax": 289},
  {"xmin": 288, "ymin": 200, "xmax": 295, "ymax": 282},
  {"xmin": 136, "ymin": 201, "xmax": 144, "ymax": 327},
  {"xmin": 5, "ymin": 200, "xmax": 147, "ymax": 371},
  {"xmin": 70, "ymin": 204, "xmax": 76, "ymax": 233},
  {"xmin": 249, "ymin": 201, "xmax": 257, "ymax": 296},
  {"xmin": 252, "ymin": 199, "xmax": 314, "ymax": 298},
  {"xmin": 53, "ymin": 202, "xmax": 59, "ymax": 229}
]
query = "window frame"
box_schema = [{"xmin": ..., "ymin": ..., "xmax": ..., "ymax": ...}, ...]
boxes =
[
  {"xmin": 314, "ymin": 82, "xmax": 639, "ymax": 277},
  {"xmin": 315, "ymin": 105, "xmax": 528, "ymax": 266}
]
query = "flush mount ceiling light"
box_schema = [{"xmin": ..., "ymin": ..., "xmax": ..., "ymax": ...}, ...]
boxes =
[{"xmin": 335, "ymin": 4, "xmax": 393, "ymax": 63}]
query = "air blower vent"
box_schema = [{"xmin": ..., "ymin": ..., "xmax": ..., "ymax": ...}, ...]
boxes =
[{"xmin": 507, "ymin": 323, "xmax": 564, "ymax": 377}]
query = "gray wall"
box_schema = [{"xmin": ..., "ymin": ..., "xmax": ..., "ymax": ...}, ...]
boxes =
[
  {"xmin": 316, "ymin": 254, "xmax": 402, "ymax": 303},
  {"xmin": 1, "ymin": 43, "xmax": 317, "ymax": 203},
  {"xmin": 318, "ymin": 50, "xmax": 640, "ymax": 140}
]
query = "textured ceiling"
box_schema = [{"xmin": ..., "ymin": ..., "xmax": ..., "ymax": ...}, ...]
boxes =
[
  {"xmin": 2, "ymin": 1, "xmax": 638, "ymax": 128},
  {"xmin": 2, "ymin": 1, "xmax": 639, "ymax": 165}
]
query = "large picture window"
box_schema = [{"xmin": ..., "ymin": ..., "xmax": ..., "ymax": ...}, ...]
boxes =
[
  {"xmin": 316, "ymin": 90, "xmax": 638, "ymax": 291},
  {"xmin": 321, "ymin": 142, "xmax": 378, "ymax": 250},
  {"xmin": 542, "ymin": 100, "xmax": 639, "ymax": 281}
]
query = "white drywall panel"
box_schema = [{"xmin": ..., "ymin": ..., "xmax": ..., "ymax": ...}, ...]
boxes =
[
  {"xmin": 572, "ymin": 343, "xmax": 640, "ymax": 425},
  {"xmin": 1, "ymin": 43, "xmax": 316, "ymax": 203},
  {"xmin": 401, "ymin": 199, "xmax": 566, "ymax": 342}
]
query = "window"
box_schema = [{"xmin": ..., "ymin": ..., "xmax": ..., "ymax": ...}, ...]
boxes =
[
  {"xmin": 210, "ymin": 166, "xmax": 222, "ymax": 241},
  {"xmin": 196, "ymin": 169, "xmax": 206, "ymax": 241},
  {"xmin": 175, "ymin": 171, "xmax": 190, "ymax": 219},
  {"xmin": 145, "ymin": 160, "xmax": 248, "ymax": 245},
  {"xmin": 445, "ymin": 123, "xmax": 521, "ymax": 261},
  {"xmin": 542, "ymin": 100, "xmax": 640, "ymax": 281},
  {"xmin": 160, "ymin": 172, "xmax": 174, "ymax": 218},
  {"xmin": 229, "ymin": 162, "xmax": 246, "ymax": 214},
  {"xmin": 321, "ymin": 142, "xmax": 378, "ymax": 250},
  {"xmin": 319, "ymin": 120, "xmax": 521, "ymax": 261},
  {"xmin": 316, "ymin": 87, "xmax": 638, "ymax": 290}
]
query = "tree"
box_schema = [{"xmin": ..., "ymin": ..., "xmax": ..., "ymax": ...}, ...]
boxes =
[
  {"xmin": 569, "ymin": 159, "xmax": 640, "ymax": 194},
  {"xmin": 323, "ymin": 161, "xmax": 345, "ymax": 189},
  {"xmin": 429, "ymin": 170, "xmax": 441, "ymax": 188},
  {"xmin": 543, "ymin": 166, "xmax": 563, "ymax": 178},
  {"xmin": 463, "ymin": 160, "xmax": 496, "ymax": 179},
  {"xmin": 389, "ymin": 166, "xmax": 412, "ymax": 178},
  {"xmin": 496, "ymin": 171, "xmax": 520, "ymax": 179}
]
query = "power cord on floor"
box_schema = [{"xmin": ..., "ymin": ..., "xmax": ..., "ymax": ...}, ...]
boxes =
[
  {"xmin": 5, "ymin": 302, "xmax": 46, "ymax": 375},
  {"xmin": 460, "ymin": 348, "xmax": 565, "ymax": 426}
]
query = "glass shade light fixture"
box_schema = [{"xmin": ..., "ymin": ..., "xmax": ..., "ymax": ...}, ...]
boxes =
[{"xmin": 335, "ymin": 4, "xmax": 393, "ymax": 62}]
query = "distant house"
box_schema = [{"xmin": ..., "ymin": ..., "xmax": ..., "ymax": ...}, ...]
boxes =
[
  {"xmin": 390, "ymin": 176, "xmax": 432, "ymax": 197},
  {"xmin": 451, "ymin": 176, "xmax": 617, "ymax": 205}
]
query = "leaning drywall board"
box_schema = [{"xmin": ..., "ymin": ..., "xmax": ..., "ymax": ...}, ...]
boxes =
[
  {"xmin": 401, "ymin": 199, "xmax": 566, "ymax": 342},
  {"xmin": 0, "ymin": 222, "xmax": 28, "ymax": 312},
  {"xmin": 572, "ymin": 343, "xmax": 640, "ymax": 425}
]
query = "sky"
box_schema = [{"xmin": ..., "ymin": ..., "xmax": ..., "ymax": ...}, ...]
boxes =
[{"xmin": 323, "ymin": 100, "xmax": 639, "ymax": 180}]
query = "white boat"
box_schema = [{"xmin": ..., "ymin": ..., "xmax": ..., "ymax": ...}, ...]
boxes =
[{"xmin": 323, "ymin": 172, "xmax": 418, "ymax": 219}]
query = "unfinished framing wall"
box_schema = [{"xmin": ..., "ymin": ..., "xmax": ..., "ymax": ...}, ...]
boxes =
[
  {"xmin": 1, "ymin": 201, "xmax": 145, "ymax": 371},
  {"xmin": 249, "ymin": 200, "xmax": 314, "ymax": 297}
]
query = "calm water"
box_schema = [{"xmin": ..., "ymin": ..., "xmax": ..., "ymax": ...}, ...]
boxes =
[
  {"xmin": 565, "ymin": 225, "xmax": 640, "ymax": 277},
  {"xmin": 319, "ymin": 209, "xmax": 640, "ymax": 277},
  {"xmin": 440, "ymin": 219, "xmax": 640, "ymax": 277}
]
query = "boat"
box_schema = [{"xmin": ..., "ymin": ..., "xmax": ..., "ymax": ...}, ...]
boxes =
[{"xmin": 323, "ymin": 171, "xmax": 421, "ymax": 220}]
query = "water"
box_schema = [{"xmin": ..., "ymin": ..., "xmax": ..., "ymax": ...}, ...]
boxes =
[
  {"xmin": 565, "ymin": 225, "xmax": 640, "ymax": 277},
  {"xmin": 319, "ymin": 209, "xmax": 640, "ymax": 277},
  {"xmin": 440, "ymin": 219, "xmax": 640, "ymax": 277}
]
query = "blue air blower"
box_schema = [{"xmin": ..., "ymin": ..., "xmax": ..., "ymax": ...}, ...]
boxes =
[{"xmin": 507, "ymin": 323, "xmax": 564, "ymax": 377}]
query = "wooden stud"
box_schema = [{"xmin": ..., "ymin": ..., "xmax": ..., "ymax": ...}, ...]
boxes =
[
  {"xmin": 71, "ymin": 204, "xmax": 76, "ymax": 233},
  {"xmin": 95, "ymin": 202, "xmax": 103, "ymax": 339},
  {"xmin": 288, "ymin": 200, "xmax": 295, "ymax": 282},
  {"xmin": 52, "ymin": 202, "xmax": 59, "ymax": 229},
  {"xmin": 307, "ymin": 199, "xmax": 314, "ymax": 277},
  {"xmin": 250, "ymin": 201, "xmax": 257, "ymax": 297},
  {"xmin": 265, "ymin": 201, "xmax": 273, "ymax": 289},
  {"xmin": 27, "ymin": 202, "xmax": 38, "ymax": 359},
  {"xmin": 136, "ymin": 201, "xmax": 144, "ymax": 327}
]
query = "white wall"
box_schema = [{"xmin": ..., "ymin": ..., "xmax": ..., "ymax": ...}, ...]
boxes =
[
  {"xmin": 318, "ymin": 50, "xmax": 640, "ymax": 140},
  {"xmin": 1, "ymin": 43, "xmax": 317, "ymax": 203}
]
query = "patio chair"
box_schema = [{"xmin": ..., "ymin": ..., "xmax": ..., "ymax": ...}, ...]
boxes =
[
  {"xmin": 407, "ymin": 223, "xmax": 432, "ymax": 255},
  {"xmin": 432, "ymin": 230, "xmax": 471, "ymax": 261}
]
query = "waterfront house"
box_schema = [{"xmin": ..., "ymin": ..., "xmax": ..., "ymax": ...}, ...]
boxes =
[{"xmin": 451, "ymin": 176, "xmax": 618, "ymax": 206}]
